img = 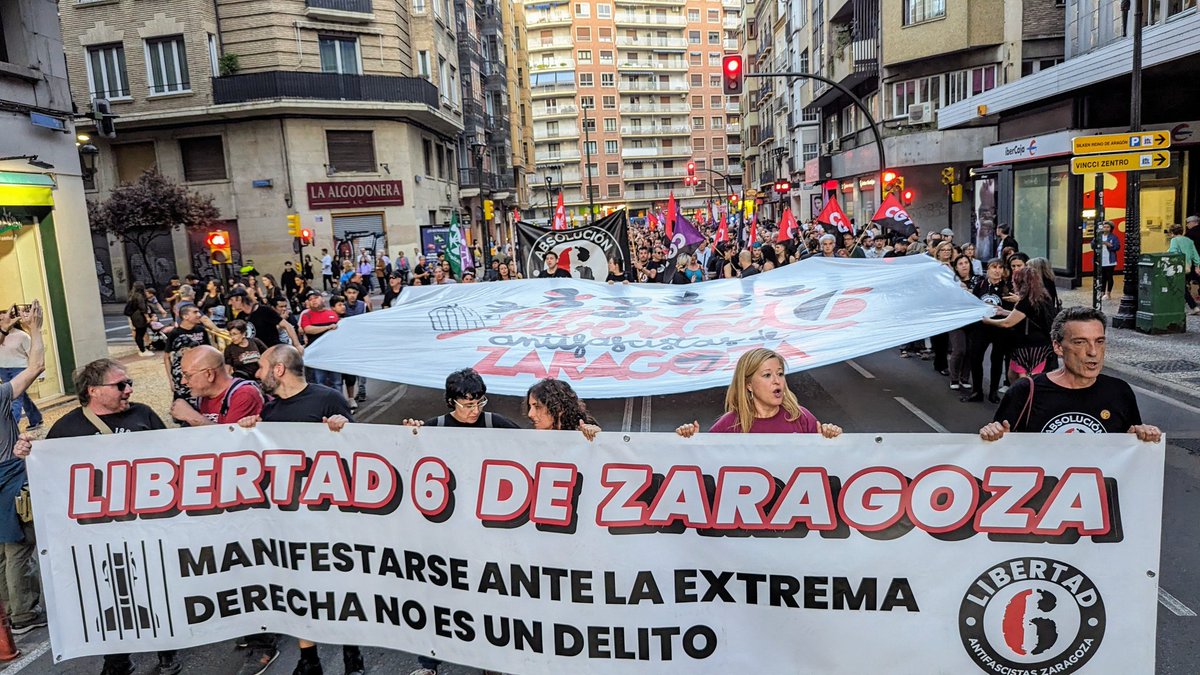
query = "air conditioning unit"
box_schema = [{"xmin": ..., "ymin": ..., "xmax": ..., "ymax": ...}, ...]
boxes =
[{"xmin": 907, "ymin": 102, "xmax": 934, "ymax": 125}]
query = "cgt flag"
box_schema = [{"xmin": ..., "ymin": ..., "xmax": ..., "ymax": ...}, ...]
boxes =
[
  {"xmin": 872, "ymin": 192, "xmax": 919, "ymax": 238},
  {"xmin": 817, "ymin": 194, "xmax": 854, "ymax": 235},
  {"xmin": 715, "ymin": 217, "xmax": 730, "ymax": 244},
  {"xmin": 552, "ymin": 192, "xmax": 567, "ymax": 231}
]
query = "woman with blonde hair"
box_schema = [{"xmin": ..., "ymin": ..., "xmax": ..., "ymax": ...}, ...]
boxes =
[{"xmin": 676, "ymin": 348, "xmax": 842, "ymax": 437}]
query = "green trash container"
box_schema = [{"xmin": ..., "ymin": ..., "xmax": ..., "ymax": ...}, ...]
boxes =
[{"xmin": 1136, "ymin": 252, "xmax": 1187, "ymax": 334}]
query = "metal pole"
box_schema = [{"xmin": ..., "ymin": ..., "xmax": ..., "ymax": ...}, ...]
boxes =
[
  {"xmin": 583, "ymin": 106, "xmax": 596, "ymax": 225},
  {"xmin": 476, "ymin": 147, "xmax": 492, "ymax": 270},
  {"xmin": 1092, "ymin": 174, "xmax": 1105, "ymax": 310},
  {"xmin": 1113, "ymin": 0, "xmax": 1143, "ymax": 328}
]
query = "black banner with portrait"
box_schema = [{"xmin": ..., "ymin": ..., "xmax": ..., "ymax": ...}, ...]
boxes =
[{"xmin": 516, "ymin": 210, "xmax": 630, "ymax": 280}]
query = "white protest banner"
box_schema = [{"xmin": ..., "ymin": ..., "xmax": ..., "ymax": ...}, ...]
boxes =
[
  {"xmin": 30, "ymin": 424, "xmax": 1162, "ymax": 674},
  {"xmin": 303, "ymin": 256, "xmax": 992, "ymax": 398}
]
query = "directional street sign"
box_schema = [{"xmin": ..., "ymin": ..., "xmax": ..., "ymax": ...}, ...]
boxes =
[
  {"xmin": 1072, "ymin": 131, "xmax": 1171, "ymax": 155},
  {"xmin": 1070, "ymin": 151, "xmax": 1171, "ymax": 175}
]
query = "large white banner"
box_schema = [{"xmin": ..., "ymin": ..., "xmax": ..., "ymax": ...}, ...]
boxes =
[
  {"xmin": 304, "ymin": 256, "xmax": 992, "ymax": 397},
  {"xmin": 30, "ymin": 425, "xmax": 1163, "ymax": 674}
]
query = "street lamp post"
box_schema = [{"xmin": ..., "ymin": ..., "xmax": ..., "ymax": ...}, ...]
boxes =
[
  {"xmin": 470, "ymin": 142, "xmax": 492, "ymax": 269},
  {"xmin": 1112, "ymin": 0, "xmax": 1144, "ymax": 329},
  {"xmin": 544, "ymin": 175, "xmax": 554, "ymax": 226},
  {"xmin": 582, "ymin": 105, "xmax": 597, "ymax": 225}
]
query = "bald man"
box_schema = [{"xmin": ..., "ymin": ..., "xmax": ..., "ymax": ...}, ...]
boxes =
[{"xmin": 168, "ymin": 345, "xmax": 264, "ymax": 426}]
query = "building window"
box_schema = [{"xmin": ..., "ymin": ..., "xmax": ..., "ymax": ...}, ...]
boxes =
[
  {"xmin": 597, "ymin": 4, "xmax": 612, "ymax": 17},
  {"xmin": 546, "ymin": 121, "xmax": 560, "ymax": 136},
  {"xmin": 692, "ymin": 95, "xmax": 703, "ymax": 109},
  {"xmin": 710, "ymin": 75, "xmax": 720, "ymax": 88},
  {"xmin": 601, "ymin": 73, "xmax": 614, "ymax": 87},
  {"xmin": 144, "ymin": 35, "xmax": 190, "ymax": 94},
  {"xmin": 607, "ymin": 184, "xmax": 621, "ymax": 197},
  {"xmin": 576, "ymin": 27, "xmax": 591, "ymax": 41},
  {"xmin": 695, "ymin": 138, "xmax": 706, "ymax": 151},
  {"xmin": 690, "ymin": 73, "xmax": 702, "ymax": 87},
  {"xmin": 319, "ymin": 36, "xmax": 360, "ymax": 75},
  {"xmin": 904, "ymin": 0, "xmax": 946, "ymax": 25},
  {"xmin": 799, "ymin": 49, "xmax": 809, "ymax": 74},
  {"xmin": 578, "ymin": 50, "xmax": 592, "ymax": 62},
  {"xmin": 418, "ymin": 51, "xmax": 431, "ymax": 78},
  {"xmin": 606, "ymin": 162, "xmax": 619, "ymax": 176},
  {"xmin": 580, "ymin": 73, "xmax": 594, "ymax": 86},
  {"xmin": 602, "ymin": 95, "xmax": 616, "ymax": 109},
  {"xmin": 604, "ymin": 118, "xmax": 616, "ymax": 132},
  {"xmin": 423, "ymin": 140, "xmax": 433, "ymax": 175},
  {"xmin": 438, "ymin": 56, "xmax": 449, "ymax": 102},
  {"xmin": 575, "ymin": 2, "xmax": 590, "ymax": 17},
  {"xmin": 690, "ymin": 52, "xmax": 703, "ymax": 65},
  {"xmin": 598, "ymin": 27, "xmax": 612, "ymax": 42},
  {"xmin": 688, "ymin": 31, "xmax": 701, "ymax": 44},
  {"xmin": 710, "ymin": 95, "xmax": 722, "ymax": 107},
  {"xmin": 605, "ymin": 140, "xmax": 618, "ymax": 153},
  {"xmin": 889, "ymin": 74, "xmax": 940, "ymax": 118},
  {"xmin": 711, "ymin": 116, "xmax": 723, "ymax": 128},
  {"xmin": 707, "ymin": 31, "xmax": 720, "ymax": 44},
  {"xmin": 688, "ymin": 9, "xmax": 700, "ymax": 21},
  {"xmin": 208, "ymin": 34, "xmax": 219, "ymax": 76},
  {"xmin": 803, "ymin": 143, "xmax": 818, "ymax": 161},
  {"xmin": 179, "ymin": 136, "xmax": 226, "ymax": 181},
  {"xmin": 1021, "ymin": 58, "xmax": 1061, "ymax": 77},
  {"xmin": 413, "ymin": 0, "xmax": 427, "ymax": 11},
  {"xmin": 945, "ymin": 64, "xmax": 1000, "ymax": 105},
  {"xmin": 580, "ymin": 95, "xmax": 595, "ymax": 108},
  {"xmin": 583, "ymin": 118, "xmax": 596, "ymax": 132},
  {"xmin": 712, "ymin": 137, "xmax": 723, "ymax": 149},
  {"xmin": 600, "ymin": 50, "xmax": 613, "ymax": 64},
  {"xmin": 585, "ymin": 141, "xmax": 597, "ymax": 155},
  {"xmin": 692, "ymin": 117, "xmax": 704, "ymax": 129},
  {"xmin": 708, "ymin": 52, "xmax": 721, "ymax": 66},
  {"xmin": 326, "ymin": 131, "xmax": 376, "ymax": 173},
  {"xmin": 708, "ymin": 9, "xmax": 719, "ymax": 22},
  {"xmin": 86, "ymin": 43, "xmax": 130, "ymax": 99}
]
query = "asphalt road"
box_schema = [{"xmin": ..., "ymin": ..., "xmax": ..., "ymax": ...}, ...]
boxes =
[{"xmin": 28, "ymin": 330, "xmax": 1199, "ymax": 674}]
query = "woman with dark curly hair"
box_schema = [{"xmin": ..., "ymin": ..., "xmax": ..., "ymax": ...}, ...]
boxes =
[{"xmin": 525, "ymin": 378, "xmax": 601, "ymax": 440}]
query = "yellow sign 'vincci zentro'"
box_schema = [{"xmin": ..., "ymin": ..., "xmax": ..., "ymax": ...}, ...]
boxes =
[
  {"xmin": 1072, "ymin": 131, "xmax": 1171, "ymax": 156},
  {"xmin": 1070, "ymin": 151, "xmax": 1171, "ymax": 175}
]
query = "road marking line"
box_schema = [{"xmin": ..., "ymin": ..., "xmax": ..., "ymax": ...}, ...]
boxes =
[
  {"xmin": 640, "ymin": 396, "xmax": 652, "ymax": 432},
  {"xmin": 0, "ymin": 639, "xmax": 51, "ymax": 674},
  {"xmin": 104, "ymin": 325, "xmax": 130, "ymax": 333},
  {"xmin": 846, "ymin": 359, "xmax": 875, "ymax": 379},
  {"xmin": 893, "ymin": 397, "xmax": 949, "ymax": 433},
  {"xmin": 622, "ymin": 398, "xmax": 634, "ymax": 432},
  {"xmin": 1131, "ymin": 384, "xmax": 1200, "ymax": 416},
  {"xmin": 360, "ymin": 384, "xmax": 407, "ymax": 423},
  {"xmin": 1158, "ymin": 587, "xmax": 1197, "ymax": 617}
]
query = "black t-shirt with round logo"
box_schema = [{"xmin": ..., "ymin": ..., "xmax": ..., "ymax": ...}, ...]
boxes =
[{"xmin": 993, "ymin": 373, "xmax": 1142, "ymax": 433}]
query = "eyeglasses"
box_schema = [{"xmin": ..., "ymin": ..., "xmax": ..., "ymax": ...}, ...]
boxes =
[
  {"xmin": 454, "ymin": 397, "xmax": 488, "ymax": 411},
  {"xmin": 180, "ymin": 367, "xmax": 214, "ymax": 381},
  {"xmin": 96, "ymin": 379, "xmax": 134, "ymax": 392}
]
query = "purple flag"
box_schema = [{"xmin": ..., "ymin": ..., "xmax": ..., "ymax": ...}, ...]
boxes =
[{"xmin": 667, "ymin": 213, "xmax": 705, "ymax": 262}]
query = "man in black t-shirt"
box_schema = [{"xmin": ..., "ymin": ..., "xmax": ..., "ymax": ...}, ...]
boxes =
[
  {"xmin": 235, "ymin": 345, "xmax": 357, "ymax": 675},
  {"xmin": 534, "ymin": 251, "xmax": 571, "ymax": 279},
  {"xmin": 162, "ymin": 304, "xmax": 210, "ymax": 403},
  {"xmin": 34, "ymin": 358, "xmax": 179, "ymax": 675},
  {"xmin": 980, "ymin": 307, "xmax": 1161, "ymax": 441},
  {"xmin": 228, "ymin": 288, "xmax": 299, "ymax": 348}
]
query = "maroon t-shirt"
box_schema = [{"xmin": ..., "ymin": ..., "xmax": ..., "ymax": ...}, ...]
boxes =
[{"xmin": 709, "ymin": 407, "xmax": 819, "ymax": 433}]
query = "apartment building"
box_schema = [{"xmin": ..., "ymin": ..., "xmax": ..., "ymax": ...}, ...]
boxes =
[
  {"xmin": 524, "ymin": 0, "xmax": 744, "ymax": 225},
  {"xmin": 0, "ymin": 0, "xmax": 107, "ymax": 402},
  {"xmin": 940, "ymin": 0, "xmax": 1200, "ymax": 283},
  {"xmin": 61, "ymin": 0, "xmax": 465, "ymax": 298},
  {"xmin": 456, "ymin": 0, "xmax": 533, "ymax": 257},
  {"xmin": 799, "ymin": 1, "xmax": 1063, "ymax": 239}
]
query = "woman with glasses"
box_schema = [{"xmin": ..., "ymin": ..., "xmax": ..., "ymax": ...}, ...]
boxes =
[{"xmin": 403, "ymin": 368, "xmax": 521, "ymax": 429}]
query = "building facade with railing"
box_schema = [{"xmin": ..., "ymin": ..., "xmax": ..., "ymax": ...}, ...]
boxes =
[
  {"xmin": 61, "ymin": 0, "xmax": 465, "ymax": 296},
  {"xmin": 523, "ymin": 0, "xmax": 745, "ymax": 226}
]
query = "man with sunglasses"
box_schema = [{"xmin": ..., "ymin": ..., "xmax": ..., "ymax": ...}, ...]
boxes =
[{"xmin": 39, "ymin": 358, "xmax": 178, "ymax": 674}]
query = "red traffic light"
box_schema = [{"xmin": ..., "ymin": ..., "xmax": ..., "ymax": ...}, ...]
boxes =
[
  {"xmin": 728, "ymin": 194, "xmax": 738, "ymax": 204},
  {"xmin": 721, "ymin": 55, "xmax": 744, "ymax": 95},
  {"xmin": 206, "ymin": 232, "xmax": 227, "ymax": 248},
  {"xmin": 774, "ymin": 179, "xmax": 791, "ymax": 194},
  {"xmin": 902, "ymin": 189, "xmax": 915, "ymax": 204},
  {"xmin": 686, "ymin": 161, "xmax": 696, "ymax": 176},
  {"xmin": 300, "ymin": 228, "xmax": 314, "ymax": 245}
]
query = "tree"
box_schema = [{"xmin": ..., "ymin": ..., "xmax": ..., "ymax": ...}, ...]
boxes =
[{"xmin": 88, "ymin": 169, "xmax": 222, "ymax": 289}]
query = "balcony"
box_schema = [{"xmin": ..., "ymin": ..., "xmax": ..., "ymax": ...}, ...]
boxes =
[
  {"xmin": 613, "ymin": 0, "xmax": 686, "ymax": 5},
  {"xmin": 305, "ymin": 0, "xmax": 374, "ymax": 22},
  {"xmin": 727, "ymin": 142, "xmax": 743, "ymax": 154},
  {"xmin": 617, "ymin": 59, "xmax": 689, "ymax": 72},
  {"xmin": 727, "ymin": 163, "xmax": 743, "ymax": 174},
  {"xmin": 615, "ymin": 36, "xmax": 688, "ymax": 49},
  {"xmin": 621, "ymin": 144, "xmax": 691, "ymax": 158},
  {"xmin": 623, "ymin": 166, "xmax": 687, "ymax": 179},
  {"xmin": 527, "ymin": 11, "xmax": 572, "ymax": 27},
  {"xmin": 722, "ymin": 0, "xmax": 741, "ymax": 8},
  {"xmin": 212, "ymin": 71, "xmax": 438, "ymax": 106},
  {"xmin": 535, "ymin": 148, "xmax": 583, "ymax": 163},
  {"xmin": 535, "ymin": 104, "xmax": 578, "ymax": 117},
  {"xmin": 532, "ymin": 58, "xmax": 575, "ymax": 72},
  {"xmin": 458, "ymin": 167, "xmax": 503, "ymax": 191},
  {"xmin": 614, "ymin": 13, "xmax": 687, "ymax": 26},
  {"xmin": 727, "ymin": 121, "xmax": 741, "ymax": 133},
  {"xmin": 618, "ymin": 79, "xmax": 689, "ymax": 92},
  {"xmin": 725, "ymin": 101, "xmax": 741, "ymax": 113},
  {"xmin": 624, "ymin": 187, "xmax": 696, "ymax": 201},
  {"xmin": 620, "ymin": 124, "xmax": 691, "ymax": 136},
  {"xmin": 530, "ymin": 37, "xmax": 574, "ymax": 51},
  {"xmin": 724, "ymin": 38, "xmax": 739, "ymax": 51},
  {"xmin": 530, "ymin": 81, "xmax": 577, "ymax": 97},
  {"xmin": 620, "ymin": 102, "xmax": 691, "ymax": 114},
  {"xmin": 723, "ymin": 17, "xmax": 740, "ymax": 30},
  {"xmin": 538, "ymin": 125, "xmax": 580, "ymax": 141}
]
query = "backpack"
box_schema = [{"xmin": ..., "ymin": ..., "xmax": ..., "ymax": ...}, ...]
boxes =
[
  {"xmin": 123, "ymin": 296, "xmax": 138, "ymax": 317},
  {"xmin": 431, "ymin": 412, "xmax": 495, "ymax": 428},
  {"xmin": 219, "ymin": 378, "xmax": 262, "ymax": 420}
]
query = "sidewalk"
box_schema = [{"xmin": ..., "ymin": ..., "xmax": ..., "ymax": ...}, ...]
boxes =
[{"xmin": 1058, "ymin": 285, "xmax": 1200, "ymax": 407}]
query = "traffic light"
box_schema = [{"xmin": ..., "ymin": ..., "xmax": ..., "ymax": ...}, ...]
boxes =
[
  {"xmin": 882, "ymin": 170, "xmax": 899, "ymax": 192},
  {"xmin": 774, "ymin": 179, "xmax": 791, "ymax": 194},
  {"xmin": 687, "ymin": 161, "xmax": 696, "ymax": 178},
  {"xmin": 728, "ymin": 194, "xmax": 738, "ymax": 205},
  {"xmin": 940, "ymin": 166, "xmax": 957, "ymax": 186},
  {"xmin": 287, "ymin": 213, "xmax": 301, "ymax": 237},
  {"xmin": 483, "ymin": 199, "xmax": 495, "ymax": 221},
  {"xmin": 206, "ymin": 230, "xmax": 232, "ymax": 265},
  {"xmin": 902, "ymin": 187, "xmax": 915, "ymax": 205},
  {"xmin": 722, "ymin": 55, "xmax": 744, "ymax": 95},
  {"xmin": 299, "ymin": 228, "xmax": 314, "ymax": 246},
  {"xmin": 92, "ymin": 99, "xmax": 117, "ymax": 139}
]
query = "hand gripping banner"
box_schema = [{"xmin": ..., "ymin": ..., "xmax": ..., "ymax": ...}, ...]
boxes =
[
  {"xmin": 304, "ymin": 255, "xmax": 993, "ymax": 398},
  {"xmin": 30, "ymin": 426, "xmax": 1163, "ymax": 673}
]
